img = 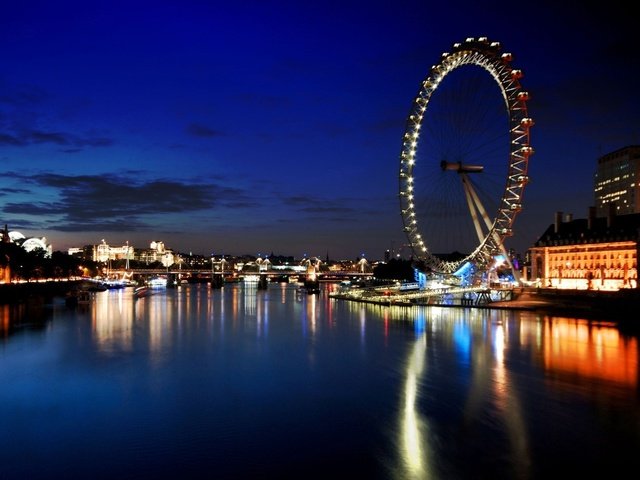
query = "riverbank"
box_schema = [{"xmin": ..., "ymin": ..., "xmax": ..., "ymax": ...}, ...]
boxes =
[
  {"xmin": 0, "ymin": 280, "xmax": 82, "ymax": 304},
  {"xmin": 491, "ymin": 287, "xmax": 639, "ymax": 332},
  {"xmin": 492, "ymin": 286, "xmax": 636, "ymax": 314}
]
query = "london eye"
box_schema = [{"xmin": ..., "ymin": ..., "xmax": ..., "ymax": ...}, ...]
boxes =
[{"xmin": 399, "ymin": 37, "xmax": 533, "ymax": 276}]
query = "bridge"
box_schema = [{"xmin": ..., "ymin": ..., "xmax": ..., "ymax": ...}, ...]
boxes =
[{"xmin": 103, "ymin": 268, "xmax": 373, "ymax": 282}]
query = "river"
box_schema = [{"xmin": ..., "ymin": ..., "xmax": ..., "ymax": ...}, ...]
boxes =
[{"xmin": 1, "ymin": 282, "xmax": 638, "ymax": 479}]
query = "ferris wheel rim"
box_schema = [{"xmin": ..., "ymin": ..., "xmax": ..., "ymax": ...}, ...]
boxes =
[{"xmin": 398, "ymin": 37, "xmax": 533, "ymax": 274}]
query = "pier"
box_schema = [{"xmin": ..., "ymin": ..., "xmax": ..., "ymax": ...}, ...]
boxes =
[{"xmin": 329, "ymin": 284, "xmax": 639, "ymax": 330}]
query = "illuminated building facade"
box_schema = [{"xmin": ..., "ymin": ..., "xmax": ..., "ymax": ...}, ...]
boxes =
[
  {"xmin": 72, "ymin": 239, "xmax": 176, "ymax": 267},
  {"xmin": 0, "ymin": 264, "xmax": 9, "ymax": 283},
  {"xmin": 139, "ymin": 241, "xmax": 175, "ymax": 267},
  {"xmin": 594, "ymin": 145, "xmax": 640, "ymax": 216},
  {"xmin": 528, "ymin": 209, "xmax": 639, "ymax": 290},
  {"xmin": 6, "ymin": 230, "xmax": 53, "ymax": 257},
  {"xmin": 92, "ymin": 239, "xmax": 135, "ymax": 263},
  {"xmin": 0, "ymin": 225, "xmax": 8, "ymax": 281}
]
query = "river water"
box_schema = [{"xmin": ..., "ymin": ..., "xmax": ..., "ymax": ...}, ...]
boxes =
[{"xmin": 1, "ymin": 282, "xmax": 639, "ymax": 479}]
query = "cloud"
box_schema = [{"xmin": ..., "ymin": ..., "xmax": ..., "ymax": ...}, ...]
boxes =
[
  {"xmin": 30, "ymin": 131, "xmax": 70, "ymax": 145},
  {"xmin": 52, "ymin": 219, "xmax": 152, "ymax": 233},
  {"xmin": 1, "ymin": 172, "xmax": 251, "ymax": 232},
  {"xmin": 235, "ymin": 92, "xmax": 290, "ymax": 110},
  {"xmin": 28, "ymin": 129, "xmax": 114, "ymax": 147},
  {"xmin": 0, "ymin": 84, "xmax": 49, "ymax": 106},
  {"xmin": 78, "ymin": 137, "xmax": 113, "ymax": 147},
  {"xmin": 3, "ymin": 201, "xmax": 65, "ymax": 216},
  {"xmin": 0, "ymin": 186, "xmax": 31, "ymax": 196},
  {"xmin": 186, "ymin": 123, "xmax": 223, "ymax": 138},
  {"xmin": 0, "ymin": 128, "xmax": 114, "ymax": 149},
  {"xmin": 0, "ymin": 133, "xmax": 24, "ymax": 146},
  {"xmin": 283, "ymin": 195, "xmax": 355, "ymax": 218},
  {"xmin": 0, "ymin": 82, "xmax": 114, "ymax": 150}
]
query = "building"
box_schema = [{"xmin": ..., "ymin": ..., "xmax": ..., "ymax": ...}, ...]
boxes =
[
  {"xmin": 0, "ymin": 225, "xmax": 10, "ymax": 282},
  {"xmin": 527, "ymin": 145, "xmax": 640, "ymax": 291},
  {"xmin": 69, "ymin": 239, "xmax": 178, "ymax": 267},
  {"xmin": 594, "ymin": 145, "xmax": 640, "ymax": 216},
  {"xmin": 90, "ymin": 239, "xmax": 135, "ymax": 263},
  {"xmin": 139, "ymin": 241, "xmax": 175, "ymax": 267},
  {"xmin": 3, "ymin": 229, "xmax": 53, "ymax": 257},
  {"xmin": 528, "ymin": 208, "xmax": 639, "ymax": 290}
]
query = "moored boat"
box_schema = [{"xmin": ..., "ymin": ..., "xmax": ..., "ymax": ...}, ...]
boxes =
[
  {"xmin": 104, "ymin": 279, "xmax": 127, "ymax": 289},
  {"xmin": 65, "ymin": 289, "xmax": 92, "ymax": 307},
  {"xmin": 85, "ymin": 281, "xmax": 107, "ymax": 292},
  {"xmin": 134, "ymin": 286, "xmax": 151, "ymax": 299},
  {"xmin": 148, "ymin": 276, "xmax": 167, "ymax": 288}
]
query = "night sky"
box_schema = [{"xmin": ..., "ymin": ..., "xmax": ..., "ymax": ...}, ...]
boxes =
[{"xmin": 1, "ymin": 1, "xmax": 638, "ymax": 260}]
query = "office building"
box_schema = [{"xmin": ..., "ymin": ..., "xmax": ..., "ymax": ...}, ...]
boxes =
[{"xmin": 594, "ymin": 145, "xmax": 640, "ymax": 216}]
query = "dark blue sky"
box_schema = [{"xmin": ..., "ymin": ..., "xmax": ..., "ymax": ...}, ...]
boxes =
[{"xmin": 1, "ymin": 1, "xmax": 637, "ymax": 260}]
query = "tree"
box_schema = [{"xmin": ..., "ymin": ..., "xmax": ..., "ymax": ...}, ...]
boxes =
[
  {"xmin": 373, "ymin": 259, "xmax": 415, "ymax": 281},
  {"xmin": 0, "ymin": 244, "xmax": 100, "ymax": 280}
]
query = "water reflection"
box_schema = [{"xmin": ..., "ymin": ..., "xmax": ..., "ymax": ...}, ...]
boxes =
[
  {"xmin": 146, "ymin": 285, "xmax": 274, "ymax": 341},
  {"xmin": 92, "ymin": 290, "xmax": 134, "ymax": 354},
  {"xmin": 297, "ymin": 289, "xmax": 320, "ymax": 338},
  {"xmin": 1, "ymin": 284, "xmax": 639, "ymax": 478},
  {"xmin": 391, "ymin": 307, "xmax": 638, "ymax": 479},
  {"xmin": 0, "ymin": 301, "xmax": 49, "ymax": 338},
  {"xmin": 398, "ymin": 331, "xmax": 431, "ymax": 479},
  {"xmin": 244, "ymin": 283, "xmax": 257, "ymax": 317},
  {"xmin": 306, "ymin": 292, "xmax": 317, "ymax": 335},
  {"xmin": 543, "ymin": 317, "xmax": 638, "ymax": 385},
  {"xmin": 489, "ymin": 319, "xmax": 530, "ymax": 478}
]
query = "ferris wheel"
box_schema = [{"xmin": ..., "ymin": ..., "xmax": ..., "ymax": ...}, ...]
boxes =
[{"xmin": 399, "ymin": 37, "xmax": 533, "ymax": 274}]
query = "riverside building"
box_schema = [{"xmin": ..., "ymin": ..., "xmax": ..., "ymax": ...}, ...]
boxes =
[
  {"xmin": 528, "ymin": 146, "xmax": 640, "ymax": 291},
  {"xmin": 528, "ymin": 208, "xmax": 639, "ymax": 290}
]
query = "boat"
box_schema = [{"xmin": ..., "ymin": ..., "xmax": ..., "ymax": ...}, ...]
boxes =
[
  {"xmin": 104, "ymin": 279, "xmax": 127, "ymax": 289},
  {"xmin": 65, "ymin": 289, "xmax": 92, "ymax": 307},
  {"xmin": 398, "ymin": 281, "xmax": 420, "ymax": 292},
  {"xmin": 85, "ymin": 282, "xmax": 107, "ymax": 292},
  {"xmin": 147, "ymin": 276, "xmax": 167, "ymax": 288},
  {"xmin": 134, "ymin": 286, "xmax": 151, "ymax": 299}
]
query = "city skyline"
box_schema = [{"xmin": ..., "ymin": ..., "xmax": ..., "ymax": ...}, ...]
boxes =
[{"xmin": 1, "ymin": 1, "xmax": 638, "ymax": 259}]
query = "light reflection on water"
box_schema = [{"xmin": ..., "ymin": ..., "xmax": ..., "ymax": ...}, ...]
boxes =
[
  {"xmin": 398, "ymin": 331, "xmax": 430, "ymax": 479},
  {"xmin": 0, "ymin": 283, "xmax": 639, "ymax": 479},
  {"xmin": 380, "ymin": 304, "xmax": 638, "ymax": 479}
]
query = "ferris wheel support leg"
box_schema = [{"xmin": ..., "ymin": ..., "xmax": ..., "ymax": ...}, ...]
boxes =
[
  {"xmin": 461, "ymin": 174, "xmax": 485, "ymax": 245},
  {"xmin": 464, "ymin": 177, "xmax": 495, "ymax": 234},
  {"xmin": 464, "ymin": 174, "xmax": 521, "ymax": 284}
]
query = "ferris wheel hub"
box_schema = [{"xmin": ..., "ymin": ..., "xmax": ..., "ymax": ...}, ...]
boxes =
[{"xmin": 440, "ymin": 161, "xmax": 484, "ymax": 173}]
